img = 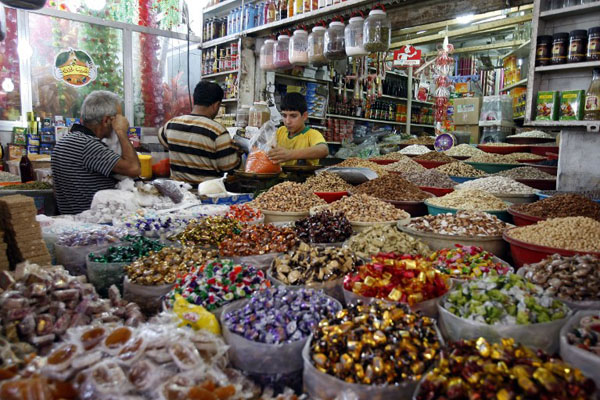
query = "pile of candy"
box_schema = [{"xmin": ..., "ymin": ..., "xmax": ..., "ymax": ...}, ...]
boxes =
[
  {"xmin": 343, "ymin": 253, "xmax": 449, "ymax": 305},
  {"xmin": 175, "ymin": 216, "xmax": 242, "ymax": 247},
  {"xmin": 88, "ymin": 235, "xmax": 164, "ymax": 263},
  {"xmin": 444, "ymin": 274, "xmax": 568, "ymax": 325},
  {"xmin": 407, "ymin": 211, "xmax": 511, "ymax": 237},
  {"xmin": 311, "ymin": 302, "xmax": 442, "ymax": 384},
  {"xmin": 123, "ymin": 214, "xmax": 191, "ymax": 239},
  {"xmin": 56, "ymin": 226, "xmax": 128, "ymax": 247},
  {"xmin": 271, "ymin": 242, "xmax": 360, "ymax": 285},
  {"xmin": 567, "ymin": 314, "xmax": 600, "ymax": 356},
  {"xmin": 125, "ymin": 247, "xmax": 218, "ymax": 285},
  {"xmin": 166, "ymin": 258, "xmax": 270, "ymax": 311},
  {"xmin": 294, "ymin": 210, "xmax": 353, "ymax": 244},
  {"xmin": 345, "ymin": 225, "xmax": 432, "ymax": 258},
  {"xmin": 223, "ymin": 287, "xmax": 340, "ymax": 344},
  {"xmin": 429, "ymin": 244, "xmax": 511, "ymax": 280},
  {"xmin": 226, "ymin": 204, "xmax": 263, "ymax": 223},
  {"xmin": 416, "ymin": 337, "xmax": 596, "ymax": 400},
  {"xmin": 219, "ymin": 225, "xmax": 298, "ymax": 257}
]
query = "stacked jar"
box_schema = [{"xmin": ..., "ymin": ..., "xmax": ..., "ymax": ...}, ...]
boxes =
[
  {"xmin": 363, "ymin": 8, "xmax": 391, "ymax": 52},
  {"xmin": 551, "ymin": 32, "xmax": 569, "ymax": 65},
  {"xmin": 568, "ymin": 30, "xmax": 587, "ymax": 63},
  {"xmin": 248, "ymin": 102, "xmax": 271, "ymax": 128},
  {"xmin": 274, "ymin": 35, "xmax": 292, "ymax": 70},
  {"xmin": 259, "ymin": 39, "xmax": 277, "ymax": 71},
  {"xmin": 345, "ymin": 16, "xmax": 368, "ymax": 57},
  {"xmin": 289, "ymin": 29, "xmax": 309, "ymax": 66},
  {"xmin": 308, "ymin": 26, "xmax": 328, "ymax": 66},
  {"xmin": 324, "ymin": 21, "xmax": 346, "ymax": 60},
  {"xmin": 589, "ymin": 27, "xmax": 600, "ymax": 61}
]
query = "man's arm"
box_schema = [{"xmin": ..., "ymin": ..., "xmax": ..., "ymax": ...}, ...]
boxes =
[
  {"xmin": 268, "ymin": 143, "xmax": 329, "ymax": 164},
  {"xmin": 111, "ymin": 115, "xmax": 141, "ymax": 177},
  {"xmin": 214, "ymin": 133, "xmax": 242, "ymax": 172}
]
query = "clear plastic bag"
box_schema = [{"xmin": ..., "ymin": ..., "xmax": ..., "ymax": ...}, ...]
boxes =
[
  {"xmin": 55, "ymin": 242, "xmax": 114, "ymax": 276},
  {"xmin": 559, "ymin": 310, "xmax": 600, "ymax": 389},
  {"xmin": 123, "ymin": 277, "xmax": 175, "ymax": 315},
  {"xmin": 438, "ymin": 299, "xmax": 571, "ymax": 353},
  {"xmin": 268, "ymin": 271, "xmax": 345, "ymax": 304},
  {"xmin": 245, "ymin": 120, "xmax": 281, "ymax": 174},
  {"xmin": 153, "ymin": 179, "xmax": 186, "ymax": 203},
  {"xmin": 220, "ymin": 300, "xmax": 308, "ymax": 375},
  {"xmin": 302, "ymin": 337, "xmax": 419, "ymax": 400},
  {"xmin": 86, "ymin": 252, "xmax": 128, "ymax": 297},
  {"xmin": 231, "ymin": 252, "xmax": 282, "ymax": 270}
]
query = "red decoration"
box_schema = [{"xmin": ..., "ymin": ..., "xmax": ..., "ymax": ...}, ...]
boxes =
[{"xmin": 138, "ymin": 0, "xmax": 164, "ymax": 127}]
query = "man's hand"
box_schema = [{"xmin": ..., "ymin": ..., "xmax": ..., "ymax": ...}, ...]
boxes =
[
  {"xmin": 112, "ymin": 114, "xmax": 130, "ymax": 137},
  {"xmin": 268, "ymin": 147, "xmax": 294, "ymax": 164}
]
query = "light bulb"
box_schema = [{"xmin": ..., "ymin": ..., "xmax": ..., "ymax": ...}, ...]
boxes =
[
  {"xmin": 456, "ymin": 14, "xmax": 475, "ymax": 24},
  {"xmin": 2, "ymin": 78, "xmax": 14, "ymax": 92},
  {"xmin": 85, "ymin": 0, "xmax": 106, "ymax": 11},
  {"xmin": 17, "ymin": 42, "xmax": 32, "ymax": 60}
]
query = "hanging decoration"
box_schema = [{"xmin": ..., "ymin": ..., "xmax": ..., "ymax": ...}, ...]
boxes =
[
  {"xmin": 0, "ymin": 7, "xmax": 19, "ymax": 120},
  {"xmin": 432, "ymin": 37, "xmax": 455, "ymax": 134},
  {"xmin": 53, "ymin": 48, "xmax": 97, "ymax": 87},
  {"xmin": 138, "ymin": 0, "xmax": 164, "ymax": 127}
]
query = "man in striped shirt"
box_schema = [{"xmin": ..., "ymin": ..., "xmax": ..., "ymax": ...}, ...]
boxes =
[
  {"xmin": 51, "ymin": 91, "xmax": 141, "ymax": 214},
  {"xmin": 159, "ymin": 81, "xmax": 241, "ymax": 184}
]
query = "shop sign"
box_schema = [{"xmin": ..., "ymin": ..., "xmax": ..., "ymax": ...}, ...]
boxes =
[
  {"xmin": 393, "ymin": 45, "xmax": 422, "ymax": 67},
  {"xmin": 53, "ymin": 48, "xmax": 98, "ymax": 87}
]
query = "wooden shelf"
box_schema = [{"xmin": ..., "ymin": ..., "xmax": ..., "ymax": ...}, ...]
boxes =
[
  {"xmin": 501, "ymin": 79, "xmax": 528, "ymax": 92},
  {"xmin": 501, "ymin": 40, "xmax": 531, "ymax": 60},
  {"xmin": 221, "ymin": 98, "xmax": 238, "ymax": 103},
  {"xmin": 526, "ymin": 120, "xmax": 600, "ymax": 129},
  {"xmin": 326, "ymin": 114, "xmax": 406, "ymax": 126},
  {"xmin": 411, "ymin": 123, "xmax": 435, "ymax": 128},
  {"xmin": 274, "ymin": 73, "xmax": 331, "ymax": 84},
  {"xmin": 380, "ymin": 94, "xmax": 408, "ymax": 101},
  {"xmin": 540, "ymin": 2, "xmax": 600, "ymax": 19},
  {"xmin": 535, "ymin": 60, "xmax": 600, "ymax": 73},
  {"xmin": 202, "ymin": 69, "xmax": 239, "ymax": 79},
  {"xmin": 202, "ymin": 34, "xmax": 239, "ymax": 49}
]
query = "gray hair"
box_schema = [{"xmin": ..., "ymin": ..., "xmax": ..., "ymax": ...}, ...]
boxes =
[{"xmin": 80, "ymin": 90, "xmax": 122, "ymax": 125}]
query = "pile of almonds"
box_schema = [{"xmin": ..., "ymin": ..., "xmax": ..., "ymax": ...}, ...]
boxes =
[
  {"xmin": 320, "ymin": 194, "xmax": 409, "ymax": 222},
  {"xmin": 250, "ymin": 181, "xmax": 326, "ymax": 212}
]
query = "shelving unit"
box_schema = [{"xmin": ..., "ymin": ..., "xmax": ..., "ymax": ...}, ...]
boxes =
[
  {"xmin": 534, "ymin": 60, "xmax": 600, "ymax": 73},
  {"xmin": 221, "ymin": 98, "xmax": 238, "ymax": 103},
  {"xmin": 501, "ymin": 78, "xmax": 528, "ymax": 92},
  {"xmin": 202, "ymin": 34, "xmax": 240, "ymax": 49},
  {"xmin": 274, "ymin": 73, "xmax": 331, "ymax": 84},
  {"xmin": 202, "ymin": 69, "xmax": 240, "ymax": 79},
  {"xmin": 326, "ymin": 114, "xmax": 407, "ymax": 126}
]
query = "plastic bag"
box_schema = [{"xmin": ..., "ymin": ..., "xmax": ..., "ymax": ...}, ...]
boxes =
[
  {"xmin": 245, "ymin": 120, "xmax": 281, "ymax": 174},
  {"xmin": 438, "ymin": 300, "xmax": 570, "ymax": 354},
  {"xmin": 197, "ymin": 177, "xmax": 227, "ymax": 196},
  {"xmin": 86, "ymin": 252, "xmax": 128, "ymax": 297},
  {"xmin": 153, "ymin": 179, "xmax": 185, "ymax": 203},
  {"xmin": 172, "ymin": 294, "xmax": 220, "ymax": 335},
  {"xmin": 55, "ymin": 242, "xmax": 113, "ymax": 276},
  {"xmin": 302, "ymin": 337, "xmax": 418, "ymax": 400},
  {"xmin": 559, "ymin": 311, "xmax": 600, "ymax": 389},
  {"xmin": 220, "ymin": 300, "xmax": 308, "ymax": 375},
  {"xmin": 231, "ymin": 252, "xmax": 282, "ymax": 270},
  {"xmin": 123, "ymin": 277, "xmax": 175, "ymax": 315}
]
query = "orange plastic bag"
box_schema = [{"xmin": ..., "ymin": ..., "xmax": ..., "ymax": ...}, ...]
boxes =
[{"xmin": 245, "ymin": 148, "xmax": 281, "ymax": 174}]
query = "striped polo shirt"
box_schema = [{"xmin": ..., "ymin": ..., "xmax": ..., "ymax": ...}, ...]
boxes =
[
  {"xmin": 158, "ymin": 114, "xmax": 240, "ymax": 184},
  {"xmin": 51, "ymin": 124, "xmax": 120, "ymax": 214}
]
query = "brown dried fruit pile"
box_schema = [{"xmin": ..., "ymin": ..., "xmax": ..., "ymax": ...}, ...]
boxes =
[
  {"xmin": 513, "ymin": 194, "xmax": 600, "ymax": 220},
  {"xmin": 354, "ymin": 174, "xmax": 431, "ymax": 201}
]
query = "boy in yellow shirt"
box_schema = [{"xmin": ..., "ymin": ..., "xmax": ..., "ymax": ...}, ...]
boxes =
[{"xmin": 268, "ymin": 92, "xmax": 329, "ymax": 166}]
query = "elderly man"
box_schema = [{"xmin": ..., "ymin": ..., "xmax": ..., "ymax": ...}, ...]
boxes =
[{"xmin": 51, "ymin": 90, "xmax": 141, "ymax": 214}]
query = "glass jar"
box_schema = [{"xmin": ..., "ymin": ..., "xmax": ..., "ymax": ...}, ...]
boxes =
[
  {"xmin": 289, "ymin": 29, "xmax": 309, "ymax": 66},
  {"xmin": 345, "ymin": 16, "xmax": 368, "ymax": 57},
  {"xmin": 588, "ymin": 27, "xmax": 600, "ymax": 61},
  {"xmin": 568, "ymin": 29, "xmax": 588, "ymax": 63},
  {"xmin": 274, "ymin": 35, "xmax": 292, "ymax": 70},
  {"xmin": 536, "ymin": 35, "xmax": 553, "ymax": 66},
  {"xmin": 259, "ymin": 39, "xmax": 276, "ymax": 71},
  {"xmin": 363, "ymin": 9, "xmax": 391, "ymax": 52},
  {"xmin": 236, "ymin": 106, "xmax": 250, "ymax": 128},
  {"xmin": 324, "ymin": 21, "xmax": 346, "ymax": 60},
  {"xmin": 551, "ymin": 32, "xmax": 569, "ymax": 64},
  {"xmin": 308, "ymin": 26, "xmax": 328, "ymax": 66},
  {"xmin": 248, "ymin": 102, "xmax": 271, "ymax": 128}
]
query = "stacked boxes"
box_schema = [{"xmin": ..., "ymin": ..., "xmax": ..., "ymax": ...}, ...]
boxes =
[{"xmin": 0, "ymin": 195, "xmax": 51, "ymax": 268}]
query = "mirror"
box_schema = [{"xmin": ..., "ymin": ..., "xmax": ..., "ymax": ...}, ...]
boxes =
[{"xmin": 0, "ymin": 0, "xmax": 46, "ymax": 10}]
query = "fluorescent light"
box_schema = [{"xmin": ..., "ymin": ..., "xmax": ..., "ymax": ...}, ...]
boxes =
[
  {"xmin": 85, "ymin": 0, "xmax": 106, "ymax": 11},
  {"xmin": 2, "ymin": 78, "xmax": 14, "ymax": 93},
  {"xmin": 456, "ymin": 14, "xmax": 475, "ymax": 24},
  {"xmin": 416, "ymin": 30, "xmax": 427, "ymax": 35},
  {"xmin": 473, "ymin": 15, "xmax": 507, "ymax": 24}
]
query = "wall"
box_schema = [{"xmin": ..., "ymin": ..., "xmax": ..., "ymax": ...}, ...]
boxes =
[{"xmin": 557, "ymin": 130, "xmax": 600, "ymax": 191}]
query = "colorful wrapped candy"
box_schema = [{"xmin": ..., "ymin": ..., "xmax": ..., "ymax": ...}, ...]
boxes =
[
  {"xmin": 175, "ymin": 216, "xmax": 242, "ymax": 247},
  {"xmin": 226, "ymin": 204, "xmax": 263, "ymax": 223},
  {"xmin": 88, "ymin": 235, "xmax": 164, "ymax": 263},
  {"xmin": 567, "ymin": 314, "xmax": 600, "ymax": 356},
  {"xmin": 343, "ymin": 253, "xmax": 449, "ymax": 305},
  {"xmin": 416, "ymin": 337, "xmax": 596, "ymax": 400},
  {"xmin": 219, "ymin": 224, "xmax": 298, "ymax": 257},
  {"xmin": 165, "ymin": 259, "xmax": 271, "ymax": 311},
  {"xmin": 428, "ymin": 244, "xmax": 511, "ymax": 280}
]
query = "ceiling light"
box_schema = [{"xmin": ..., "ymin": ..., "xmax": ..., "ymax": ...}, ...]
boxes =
[
  {"xmin": 416, "ymin": 30, "xmax": 427, "ymax": 35},
  {"xmin": 2, "ymin": 78, "xmax": 14, "ymax": 93},
  {"xmin": 474, "ymin": 15, "xmax": 507, "ymax": 24},
  {"xmin": 85, "ymin": 0, "xmax": 106, "ymax": 11},
  {"xmin": 456, "ymin": 14, "xmax": 475, "ymax": 24}
]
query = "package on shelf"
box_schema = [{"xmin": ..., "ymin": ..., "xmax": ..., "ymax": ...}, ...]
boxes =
[
  {"xmin": 536, "ymin": 91, "xmax": 559, "ymax": 121},
  {"xmin": 479, "ymin": 95, "xmax": 513, "ymax": 123},
  {"xmin": 559, "ymin": 90, "xmax": 586, "ymax": 121},
  {"xmin": 450, "ymin": 97, "xmax": 483, "ymax": 125},
  {"xmin": 510, "ymin": 87, "xmax": 527, "ymax": 118}
]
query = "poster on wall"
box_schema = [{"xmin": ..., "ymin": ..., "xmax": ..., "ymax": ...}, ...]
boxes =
[{"xmin": 53, "ymin": 48, "xmax": 98, "ymax": 87}]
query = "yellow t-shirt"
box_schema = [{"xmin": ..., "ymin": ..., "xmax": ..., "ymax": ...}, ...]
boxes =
[{"xmin": 275, "ymin": 126, "xmax": 327, "ymax": 166}]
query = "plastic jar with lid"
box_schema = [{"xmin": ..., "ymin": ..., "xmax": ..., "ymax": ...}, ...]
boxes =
[
  {"xmin": 363, "ymin": 9, "xmax": 391, "ymax": 52},
  {"xmin": 248, "ymin": 102, "xmax": 271, "ymax": 128},
  {"xmin": 324, "ymin": 21, "xmax": 346, "ymax": 60},
  {"xmin": 568, "ymin": 29, "xmax": 588, "ymax": 63},
  {"xmin": 274, "ymin": 35, "xmax": 292, "ymax": 70},
  {"xmin": 345, "ymin": 16, "xmax": 368, "ymax": 57},
  {"xmin": 551, "ymin": 32, "xmax": 569, "ymax": 64},
  {"xmin": 259, "ymin": 39, "xmax": 277, "ymax": 71},
  {"xmin": 236, "ymin": 106, "xmax": 250, "ymax": 128},
  {"xmin": 289, "ymin": 29, "xmax": 309, "ymax": 66},
  {"xmin": 588, "ymin": 27, "xmax": 600, "ymax": 61},
  {"xmin": 535, "ymin": 35, "xmax": 553, "ymax": 66},
  {"xmin": 308, "ymin": 26, "xmax": 328, "ymax": 66}
]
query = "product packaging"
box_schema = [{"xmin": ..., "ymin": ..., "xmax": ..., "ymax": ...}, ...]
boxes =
[
  {"xmin": 560, "ymin": 90, "xmax": 585, "ymax": 120},
  {"xmin": 536, "ymin": 91, "xmax": 559, "ymax": 121}
]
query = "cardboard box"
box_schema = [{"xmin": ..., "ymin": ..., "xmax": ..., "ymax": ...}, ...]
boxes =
[
  {"xmin": 455, "ymin": 125, "xmax": 481, "ymax": 144},
  {"xmin": 451, "ymin": 97, "xmax": 482, "ymax": 125}
]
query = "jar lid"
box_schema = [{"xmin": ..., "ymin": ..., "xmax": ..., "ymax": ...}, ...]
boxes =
[
  {"xmin": 278, "ymin": 35, "xmax": 290, "ymax": 39},
  {"xmin": 265, "ymin": 39, "xmax": 276, "ymax": 44},
  {"xmin": 312, "ymin": 26, "xmax": 326, "ymax": 32},
  {"xmin": 349, "ymin": 16, "xmax": 364, "ymax": 23},
  {"xmin": 368, "ymin": 9, "xmax": 386, "ymax": 16},
  {"xmin": 329, "ymin": 21, "xmax": 345, "ymax": 27},
  {"xmin": 570, "ymin": 29, "xmax": 588, "ymax": 37},
  {"xmin": 589, "ymin": 26, "xmax": 600, "ymax": 35},
  {"xmin": 293, "ymin": 29, "xmax": 308, "ymax": 35},
  {"xmin": 552, "ymin": 32, "xmax": 569, "ymax": 40},
  {"xmin": 537, "ymin": 35, "xmax": 553, "ymax": 42}
]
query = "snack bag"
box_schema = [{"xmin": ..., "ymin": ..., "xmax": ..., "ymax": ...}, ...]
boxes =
[
  {"xmin": 172, "ymin": 294, "xmax": 221, "ymax": 335},
  {"xmin": 245, "ymin": 120, "xmax": 281, "ymax": 174}
]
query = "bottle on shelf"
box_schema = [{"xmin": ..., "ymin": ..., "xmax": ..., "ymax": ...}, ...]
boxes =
[
  {"xmin": 584, "ymin": 67, "xmax": 600, "ymax": 120},
  {"xmin": 19, "ymin": 154, "xmax": 34, "ymax": 183}
]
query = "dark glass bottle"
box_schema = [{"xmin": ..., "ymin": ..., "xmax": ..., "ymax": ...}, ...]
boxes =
[{"xmin": 19, "ymin": 154, "xmax": 34, "ymax": 183}]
